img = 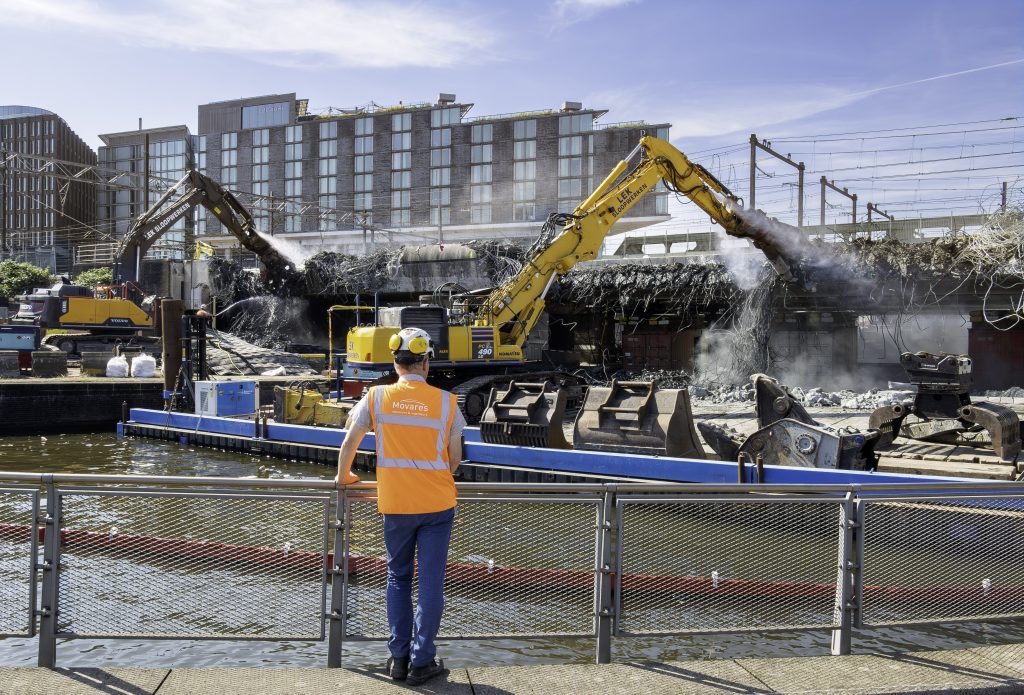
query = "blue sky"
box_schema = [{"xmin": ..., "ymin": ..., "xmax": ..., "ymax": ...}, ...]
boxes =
[{"xmin": 4, "ymin": 0, "xmax": 1023, "ymax": 233}]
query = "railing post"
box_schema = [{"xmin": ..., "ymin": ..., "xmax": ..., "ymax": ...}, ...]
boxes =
[
  {"xmin": 595, "ymin": 484, "xmax": 616, "ymax": 664},
  {"xmin": 37, "ymin": 476, "xmax": 61, "ymax": 667},
  {"xmin": 327, "ymin": 488, "xmax": 349, "ymax": 668},
  {"xmin": 831, "ymin": 490, "xmax": 859, "ymax": 656}
]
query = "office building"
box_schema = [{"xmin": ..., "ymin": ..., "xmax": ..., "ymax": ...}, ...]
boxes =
[
  {"xmin": 0, "ymin": 105, "xmax": 96, "ymax": 274},
  {"xmin": 196, "ymin": 93, "xmax": 670, "ymax": 257}
]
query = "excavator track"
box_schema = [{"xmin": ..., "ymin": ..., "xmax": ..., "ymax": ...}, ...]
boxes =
[{"xmin": 452, "ymin": 372, "xmax": 584, "ymax": 424}]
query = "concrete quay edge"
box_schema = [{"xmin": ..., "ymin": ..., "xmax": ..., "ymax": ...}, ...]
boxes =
[{"xmin": 1, "ymin": 645, "xmax": 1023, "ymax": 694}]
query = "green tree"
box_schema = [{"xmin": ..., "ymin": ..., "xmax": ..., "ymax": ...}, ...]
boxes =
[
  {"xmin": 74, "ymin": 266, "xmax": 113, "ymax": 288},
  {"xmin": 0, "ymin": 260, "xmax": 53, "ymax": 299}
]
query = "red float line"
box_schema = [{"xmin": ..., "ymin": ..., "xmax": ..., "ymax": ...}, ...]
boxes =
[{"xmin": 2, "ymin": 524, "xmax": 1019, "ymax": 603}]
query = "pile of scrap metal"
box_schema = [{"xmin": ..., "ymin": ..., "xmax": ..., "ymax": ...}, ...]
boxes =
[
  {"xmin": 698, "ymin": 352, "xmax": 1022, "ymax": 471},
  {"xmin": 479, "ymin": 379, "xmax": 707, "ymax": 458}
]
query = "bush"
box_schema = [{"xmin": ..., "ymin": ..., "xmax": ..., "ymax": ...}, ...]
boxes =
[
  {"xmin": 0, "ymin": 260, "xmax": 53, "ymax": 299},
  {"xmin": 75, "ymin": 266, "xmax": 113, "ymax": 288}
]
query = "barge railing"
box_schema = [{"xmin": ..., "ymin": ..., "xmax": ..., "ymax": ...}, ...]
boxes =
[{"xmin": 0, "ymin": 473, "xmax": 1022, "ymax": 668}]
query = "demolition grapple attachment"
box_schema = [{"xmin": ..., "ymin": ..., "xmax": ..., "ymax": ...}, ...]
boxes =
[
  {"xmin": 868, "ymin": 352, "xmax": 1021, "ymax": 461},
  {"xmin": 479, "ymin": 381, "xmax": 570, "ymax": 449},
  {"xmin": 753, "ymin": 373, "xmax": 815, "ymax": 427},
  {"xmin": 573, "ymin": 380, "xmax": 706, "ymax": 458}
]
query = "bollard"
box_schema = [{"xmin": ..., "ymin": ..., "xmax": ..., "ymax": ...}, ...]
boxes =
[{"xmin": 755, "ymin": 453, "xmax": 764, "ymax": 484}]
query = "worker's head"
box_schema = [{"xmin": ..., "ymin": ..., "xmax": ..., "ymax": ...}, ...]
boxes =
[{"xmin": 389, "ymin": 327, "xmax": 434, "ymax": 374}]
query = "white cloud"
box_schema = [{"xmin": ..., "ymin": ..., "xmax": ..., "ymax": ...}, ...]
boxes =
[
  {"xmin": 552, "ymin": 0, "xmax": 640, "ymax": 25},
  {"xmin": 4, "ymin": 0, "xmax": 497, "ymax": 69}
]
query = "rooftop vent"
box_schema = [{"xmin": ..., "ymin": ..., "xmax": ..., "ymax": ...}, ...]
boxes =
[
  {"xmin": 561, "ymin": 101, "xmax": 582, "ymax": 112},
  {"xmin": 437, "ymin": 93, "xmax": 456, "ymax": 105}
]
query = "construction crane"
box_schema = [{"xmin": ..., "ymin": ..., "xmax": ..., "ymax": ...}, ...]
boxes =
[{"xmin": 344, "ymin": 135, "xmax": 804, "ymax": 419}]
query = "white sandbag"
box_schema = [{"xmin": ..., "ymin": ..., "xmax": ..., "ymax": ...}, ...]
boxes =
[
  {"xmin": 106, "ymin": 354, "xmax": 129, "ymax": 377},
  {"xmin": 130, "ymin": 352, "xmax": 157, "ymax": 378}
]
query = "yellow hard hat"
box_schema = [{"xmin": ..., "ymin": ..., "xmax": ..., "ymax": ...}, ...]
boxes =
[{"xmin": 388, "ymin": 327, "xmax": 434, "ymax": 359}]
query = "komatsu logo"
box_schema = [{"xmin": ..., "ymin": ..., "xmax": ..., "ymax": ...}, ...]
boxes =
[{"xmin": 392, "ymin": 399, "xmax": 429, "ymax": 414}]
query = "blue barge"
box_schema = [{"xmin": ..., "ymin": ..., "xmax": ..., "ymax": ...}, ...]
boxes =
[{"xmin": 119, "ymin": 408, "xmax": 975, "ymax": 486}]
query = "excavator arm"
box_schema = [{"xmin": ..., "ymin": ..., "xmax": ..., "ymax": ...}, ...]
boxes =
[
  {"xmin": 114, "ymin": 170, "xmax": 297, "ymax": 288},
  {"xmin": 478, "ymin": 135, "xmax": 802, "ymax": 347}
]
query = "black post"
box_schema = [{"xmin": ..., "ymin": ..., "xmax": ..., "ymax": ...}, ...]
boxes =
[{"xmin": 0, "ymin": 155, "xmax": 7, "ymax": 261}]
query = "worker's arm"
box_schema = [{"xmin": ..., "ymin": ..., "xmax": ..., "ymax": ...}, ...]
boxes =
[
  {"xmin": 448, "ymin": 401, "xmax": 466, "ymax": 473},
  {"xmin": 335, "ymin": 423, "xmax": 367, "ymax": 487}
]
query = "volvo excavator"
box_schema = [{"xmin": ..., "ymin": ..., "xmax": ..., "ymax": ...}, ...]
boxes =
[{"xmin": 344, "ymin": 135, "xmax": 803, "ymax": 420}]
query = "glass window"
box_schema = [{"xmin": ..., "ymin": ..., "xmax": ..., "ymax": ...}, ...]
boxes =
[
  {"xmin": 514, "ymin": 141, "xmax": 536, "ymax": 160},
  {"xmin": 319, "ymin": 140, "xmax": 337, "ymax": 157},
  {"xmin": 319, "ymin": 121, "xmax": 338, "ymax": 139},
  {"xmin": 252, "ymin": 164, "xmax": 269, "ymax": 181},
  {"xmin": 242, "ymin": 102, "xmax": 289, "ymax": 129},
  {"xmin": 285, "ymin": 143, "xmax": 302, "ymax": 160},
  {"xmin": 391, "ymin": 113, "xmax": 412, "ymax": 131},
  {"xmin": 252, "ymin": 128, "xmax": 269, "ymax": 146},
  {"xmin": 285, "ymin": 125, "xmax": 302, "ymax": 143},
  {"xmin": 513, "ymin": 203, "xmax": 536, "ymax": 221},
  {"xmin": 513, "ymin": 181, "xmax": 536, "ymax": 201},
  {"xmin": 354, "ymin": 154, "xmax": 373, "ymax": 173},
  {"xmin": 285, "ymin": 179, "xmax": 302, "ymax": 197},
  {"xmin": 471, "ymin": 184, "xmax": 492, "ymax": 204},
  {"xmin": 252, "ymin": 181, "xmax": 269, "ymax": 196},
  {"xmin": 392, "ymin": 190, "xmax": 411, "ymax": 208},
  {"xmin": 558, "ymin": 113, "xmax": 594, "ymax": 134},
  {"xmin": 392, "ymin": 209, "xmax": 411, "ymax": 226},
  {"xmin": 471, "ymin": 144, "xmax": 492, "ymax": 163},
  {"xmin": 354, "ymin": 192, "xmax": 372, "ymax": 210},
  {"xmin": 221, "ymin": 150, "xmax": 237, "ymax": 167},
  {"xmin": 559, "ymin": 136, "xmax": 582, "ymax": 156},
  {"xmin": 354, "ymin": 174, "xmax": 373, "ymax": 192},
  {"xmin": 319, "ymin": 177, "xmax": 337, "ymax": 194},
  {"xmin": 391, "ymin": 151, "xmax": 411, "ymax": 170},
  {"xmin": 471, "ymin": 164, "xmax": 492, "ymax": 184},
  {"xmin": 430, "ymin": 149, "xmax": 451, "ymax": 167},
  {"xmin": 430, "ymin": 188, "xmax": 451, "ymax": 206},
  {"xmin": 558, "ymin": 178, "xmax": 582, "ymax": 198},
  {"xmin": 470, "ymin": 205, "xmax": 492, "ymax": 224},
  {"xmin": 355, "ymin": 117, "xmax": 373, "ymax": 136},
  {"xmin": 514, "ymin": 161, "xmax": 536, "ymax": 180},
  {"xmin": 391, "ymin": 171, "xmax": 411, "ymax": 189},
  {"xmin": 558, "ymin": 157, "xmax": 582, "ymax": 177},
  {"xmin": 391, "ymin": 132, "xmax": 411, "ymax": 150},
  {"xmin": 430, "ymin": 128, "xmax": 451, "ymax": 147},
  {"xmin": 221, "ymin": 167, "xmax": 237, "ymax": 185},
  {"xmin": 221, "ymin": 132, "xmax": 237, "ymax": 149},
  {"xmin": 354, "ymin": 136, "xmax": 373, "ymax": 155},
  {"xmin": 471, "ymin": 123, "xmax": 493, "ymax": 143},
  {"xmin": 253, "ymin": 147, "xmax": 269, "ymax": 164},
  {"xmin": 430, "ymin": 168, "xmax": 450, "ymax": 186},
  {"xmin": 430, "ymin": 207, "xmax": 451, "ymax": 225},
  {"xmin": 514, "ymin": 120, "xmax": 537, "ymax": 139},
  {"xmin": 285, "ymin": 161, "xmax": 302, "ymax": 178},
  {"xmin": 655, "ymin": 126, "xmax": 670, "ymax": 140},
  {"xmin": 319, "ymin": 158, "xmax": 337, "ymax": 176},
  {"xmin": 431, "ymin": 107, "xmax": 459, "ymax": 127}
]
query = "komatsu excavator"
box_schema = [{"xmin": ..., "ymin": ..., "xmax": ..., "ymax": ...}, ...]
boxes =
[{"xmin": 345, "ymin": 135, "xmax": 803, "ymax": 419}]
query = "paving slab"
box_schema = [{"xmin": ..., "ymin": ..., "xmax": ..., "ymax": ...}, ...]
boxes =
[
  {"xmin": 735, "ymin": 649, "xmax": 1024, "ymax": 694},
  {"xmin": 0, "ymin": 667, "xmax": 170, "ymax": 695},
  {"xmin": 154, "ymin": 666, "xmax": 472, "ymax": 694}
]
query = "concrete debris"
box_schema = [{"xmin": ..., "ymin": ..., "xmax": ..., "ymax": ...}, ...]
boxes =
[{"xmin": 206, "ymin": 329, "xmax": 316, "ymax": 377}]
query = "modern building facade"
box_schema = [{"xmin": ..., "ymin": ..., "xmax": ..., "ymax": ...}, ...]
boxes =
[
  {"xmin": 96, "ymin": 125, "xmax": 195, "ymax": 263},
  {"xmin": 0, "ymin": 105, "xmax": 96, "ymax": 274},
  {"xmin": 196, "ymin": 93, "xmax": 670, "ymax": 258}
]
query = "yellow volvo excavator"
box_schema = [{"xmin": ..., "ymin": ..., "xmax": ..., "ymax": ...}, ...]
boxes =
[{"xmin": 344, "ymin": 135, "xmax": 802, "ymax": 419}]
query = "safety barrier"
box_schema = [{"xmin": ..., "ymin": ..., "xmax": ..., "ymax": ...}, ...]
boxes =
[{"xmin": 0, "ymin": 472, "xmax": 1022, "ymax": 668}]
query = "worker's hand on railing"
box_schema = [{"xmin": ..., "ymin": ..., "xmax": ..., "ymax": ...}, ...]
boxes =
[{"xmin": 334, "ymin": 471, "xmax": 361, "ymax": 487}]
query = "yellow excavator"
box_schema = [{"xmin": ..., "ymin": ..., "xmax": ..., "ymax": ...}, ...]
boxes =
[{"xmin": 344, "ymin": 135, "xmax": 803, "ymax": 420}]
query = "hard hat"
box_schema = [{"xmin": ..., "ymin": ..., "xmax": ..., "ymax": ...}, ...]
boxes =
[{"xmin": 388, "ymin": 327, "xmax": 434, "ymax": 361}]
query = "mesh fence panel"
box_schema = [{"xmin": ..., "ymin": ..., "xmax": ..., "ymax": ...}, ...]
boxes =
[
  {"xmin": 617, "ymin": 497, "xmax": 842, "ymax": 634},
  {"xmin": 345, "ymin": 496, "xmax": 600, "ymax": 638},
  {"xmin": 0, "ymin": 488, "xmax": 37, "ymax": 637},
  {"xmin": 862, "ymin": 496, "xmax": 1024, "ymax": 625},
  {"xmin": 58, "ymin": 489, "xmax": 330, "ymax": 639}
]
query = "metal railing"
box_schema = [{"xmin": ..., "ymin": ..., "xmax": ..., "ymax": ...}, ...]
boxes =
[{"xmin": 0, "ymin": 472, "xmax": 1022, "ymax": 668}]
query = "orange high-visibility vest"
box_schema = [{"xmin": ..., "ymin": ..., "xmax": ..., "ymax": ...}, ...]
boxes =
[{"xmin": 368, "ymin": 380, "xmax": 457, "ymax": 514}]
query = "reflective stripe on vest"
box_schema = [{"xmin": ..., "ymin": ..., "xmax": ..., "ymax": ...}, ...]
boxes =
[{"xmin": 371, "ymin": 384, "xmax": 452, "ymax": 470}]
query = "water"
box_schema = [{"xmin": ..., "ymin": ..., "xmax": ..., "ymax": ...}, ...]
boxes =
[{"xmin": 1, "ymin": 433, "xmax": 1023, "ymax": 668}]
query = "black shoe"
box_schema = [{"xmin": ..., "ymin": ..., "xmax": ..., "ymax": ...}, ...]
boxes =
[
  {"xmin": 406, "ymin": 659, "xmax": 448, "ymax": 686},
  {"xmin": 386, "ymin": 655, "xmax": 409, "ymax": 681}
]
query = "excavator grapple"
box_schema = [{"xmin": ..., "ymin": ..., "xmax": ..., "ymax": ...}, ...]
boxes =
[
  {"xmin": 868, "ymin": 352, "xmax": 1021, "ymax": 461},
  {"xmin": 573, "ymin": 381, "xmax": 706, "ymax": 458},
  {"xmin": 479, "ymin": 381, "xmax": 570, "ymax": 449}
]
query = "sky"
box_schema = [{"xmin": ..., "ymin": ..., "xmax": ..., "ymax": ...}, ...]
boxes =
[{"xmin": 3, "ymin": 0, "xmax": 1023, "ymax": 237}]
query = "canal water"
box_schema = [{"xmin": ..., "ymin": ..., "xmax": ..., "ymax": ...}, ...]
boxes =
[{"xmin": 1, "ymin": 432, "xmax": 1023, "ymax": 669}]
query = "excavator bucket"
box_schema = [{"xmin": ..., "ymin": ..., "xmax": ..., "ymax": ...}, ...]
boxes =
[
  {"xmin": 273, "ymin": 386, "xmax": 322, "ymax": 426},
  {"xmin": 479, "ymin": 381, "xmax": 570, "ymax": 449},
  {"xmin": 573, "ymin": 380, "xmax": 706, "ymax": 458}
]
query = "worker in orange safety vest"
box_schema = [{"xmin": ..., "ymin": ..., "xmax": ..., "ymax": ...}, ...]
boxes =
[{"xmin": 336, "ymin": 326, "xmax": 464, "ymax": 686}]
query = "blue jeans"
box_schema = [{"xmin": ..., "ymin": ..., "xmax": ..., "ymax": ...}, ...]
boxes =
[{"xmin": 382, "ymin": 506, "xmax": 455, "ymax": 667}]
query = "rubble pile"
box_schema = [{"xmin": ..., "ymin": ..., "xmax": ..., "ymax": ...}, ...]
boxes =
[
  {"xmin": 208, "ymin": 257, "xmax": 266, "ymax": 307},
  {"xmin": 303, "ymin": 248, "xmax": 403, "ymax": 295},
  {"xmin": 550, "ymin": 262, "xmax": 739, "ymax": 312},
  {"xmin": 463, "ymin": 240, "xmax": 527, "ymax": 285},
  {"xmin": 206, "ymin": 329, "xmax": 317, "ymax": 377}
]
